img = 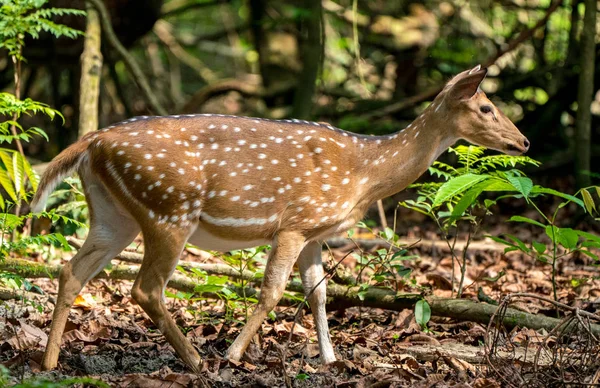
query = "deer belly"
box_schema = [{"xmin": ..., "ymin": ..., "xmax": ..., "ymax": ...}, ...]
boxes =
[{"xmin": 188, "ymin": 224, "xmax": 270, "ymax": 252}]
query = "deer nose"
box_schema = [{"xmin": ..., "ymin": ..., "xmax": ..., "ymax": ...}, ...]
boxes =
[{"xmin": 523, "ymin": 138, "xmax": 530, "ymax": 151}]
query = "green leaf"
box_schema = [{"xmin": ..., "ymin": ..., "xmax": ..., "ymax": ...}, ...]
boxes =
[
  {"xmin": 506, "ymin": 175, "xmax": 533, "ymax": 198},
  {"xmin": 450, "ymin": 179, "xmax": 494, "ymax": 218},
  {"xmin": 487, "ymin": 235, "xmax": 517, "ymax": 248},
  {"xmin": 12, "ymin": 152, "xmax": 24, "ymax": 197},
  {"xmin": 54, "ymin": 233, "xmax": 71, "ymax": 251},
  {"xmin": 480, "ymin": 179, "xmax": 519, "ymax": 192},
  {"xmin": 508, "ymin": 215, "xmax": 545, "ymax": 228},
  {"xmin": 545, "ymin": 226, "xmax": 579, "ymax": 250},
  {"xmin": 194, "ymin": 284, "xmax": 226, "ymax": 294},
  {"xmin": 396, "ymin": 266, "xmax": 412, "ymax": 278},
  {"xmin": 530, "ymin": 186, "xmax": 584, "ymax": 208},
  {"xmin": 22, "ymin": 154, "xmax": 38, "ymax": 191},
  {"xmin": 532, "ymin": 241, "xmax": 546, "ymax": 254},
  {"xmin": 415, "ymin": 299, "xmax": 431, "ymax": 328},
  {"xmin": 433, "ymin": 174, "xmax": 489, "ymax": 207},
  {"xmin": 581, "ymin": 189, "xmax": 597, "ymax": 215},
  {"xmin": 573, "ymin": 230, "xmax": 600, "ymax": 244},
  {"xmin": 0, "ymin": 168, "xmax": 17, "ymax": 201},
  {"xmin": 0, "ymin": 213, "xmax": 24, "ymax": 230},
  {"xmin": 503, "ymin": 234, "xmax": 531, "ymax": 253},
  {"xmin": 295, "ymin": 373, "xmax": 310, "ymax": 381},
  {"xmin": 381, "ymin": 227, "xmax": 396, "ymax": 241},
  {"xmin": 580, "ymin": 249, "xmax": 598, "ymax": 261},
  {"xmin": 581, "ymin": 240, "xmax": 600, "ymax": 249}
]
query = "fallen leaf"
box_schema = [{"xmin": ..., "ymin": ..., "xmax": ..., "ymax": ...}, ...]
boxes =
[{"xmin": 73, "ymin": 293, "xmax": 96, "ymax": 310}]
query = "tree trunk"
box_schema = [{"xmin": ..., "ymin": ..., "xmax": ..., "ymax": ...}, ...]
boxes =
[
  {"xmin": 249, "ymin": 0, "xmax": 272, "ymax": 89},
  {"xmin": 575, "ymin": 0, "xmax": 596, "ymax": 188},
  {"xmin": 78, "ymin": 4, "xmax": 103, "ymax": 138},
  {"xmin": 291, "ymin": 0, "xmax": 323, "ymax": 119}
]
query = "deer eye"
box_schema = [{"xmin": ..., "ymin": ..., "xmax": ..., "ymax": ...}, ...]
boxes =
[{"xmin": 480, "ymin": 105, "xmax": 492, "ymax": 114}]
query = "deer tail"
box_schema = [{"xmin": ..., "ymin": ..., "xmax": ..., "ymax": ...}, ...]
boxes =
[{"xmin": 31, "ymin": 137, "xmax": 91, "ymax": 213}]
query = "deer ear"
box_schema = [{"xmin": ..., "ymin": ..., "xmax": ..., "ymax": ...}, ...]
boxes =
[{"xmin": 446, "ymin": 65, "xmax": 487, "ymax": 100}]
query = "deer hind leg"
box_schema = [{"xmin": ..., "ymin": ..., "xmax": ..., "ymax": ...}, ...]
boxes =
[
  {"xmin": 297, "ymin": 241, "xmax": 336, "ymax": 364},
  {"xmin": 130, "ymin": 224, "xmax": 202, "ymax": 373},
  {"xmin": 226, "ymin": 231, "xmax": 306, "ymax": 361},
  {"xmin": 42, "ymin": 184, "xmax": 140, "ymax": 370}
]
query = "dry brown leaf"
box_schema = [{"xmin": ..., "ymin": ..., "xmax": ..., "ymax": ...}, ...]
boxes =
[
  {"xmin": 16, "ymin": 320, "xmax": 47, "ymax": 348},
  {"xmin": 273, "ymin": 321, "xmax": 310, "ymax": 337},
  {"xmin": 404, "ymin": 334, "xmax": 440, "ymax": 345},
  {"xmin": 353, "ymin": 344, "xmax": 378, "ymax": 364},
  {"xmin": 473, "ymin": 377, "xmax": 502, "ymax": 388},
  {"xmin": 426, "ymin": 273, "xmax": 453, "ymax": 290},
  {"xmin": 62, "ymin": 325, "xmax": 110, "ymax": 344},
  {"xmin": 305, "ymin": 343, "xmax": 320, "ymax": 358},
  {"xmin": 73, "ymin": 293, "xmax": 96, "ymax": 310},
  {"xmin": 118, "ymin": 373, "xmax": 197, "ymax": 388},
  {"xmin": 512, "ymin": 328, "xmax": 546, "ymax": 345}
]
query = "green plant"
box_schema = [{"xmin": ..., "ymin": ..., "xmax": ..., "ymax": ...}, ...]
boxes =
[
  {"xmin": 0, "ymin": 0, "xmax": 84, "ymax": 213},
  {"xmin": 401, "ymin": 145, "xmax": 541, "ymax": 297},
  {"xmin": 491, "ymin": 188, "xmax": 600, "ymax": 302},
  {"xmin": 168, "ymin": 245, "xmax": 276, "ymax": 324},
  {"xmin": 401, "ymin": 145, "xmax": 600, "ymax": 301},
  {"xmin": 350, "ymin": 218, "xmax": 418, "ymax": 295},
  {"xmin": 0, "ymin": 0, "xmax": 85, "ymax": 310},
  {"xmin": 414, "ymin": 299, "xmax": 431, "ymax": 331},
  {"xmin": 0, "ymin": 365, "xmax": 108, "ymax": 388}
]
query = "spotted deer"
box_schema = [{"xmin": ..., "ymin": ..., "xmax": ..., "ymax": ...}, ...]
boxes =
[{"xmin": 32, "ymin": 65, "xmax": 529, "ymax": 372}]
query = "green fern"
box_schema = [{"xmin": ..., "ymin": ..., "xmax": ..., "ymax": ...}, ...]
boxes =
[
  {"xmin": 402, "ymin": 145, "xmax": 543, "ymax": 223},
  {"xmin": 0, "ymin": 0, "xmax": 85, "ymax": 59},
  {"xmin": 449, "ymin": 145, "xmax": 486, "ymax": 173},
  {"xmin": 0, "ymin": 2, "xmax": 81, "ymax": 210}
]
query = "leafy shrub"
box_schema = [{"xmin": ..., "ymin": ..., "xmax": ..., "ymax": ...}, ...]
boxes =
[{"xmin": 401, "ymin": 145, "xmax": 599, "ymax": 303}]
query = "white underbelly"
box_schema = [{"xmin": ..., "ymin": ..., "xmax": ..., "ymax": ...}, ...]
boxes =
[{"xmin": 188, "ymin": 224, "xmax": 270, "ymax": 252}]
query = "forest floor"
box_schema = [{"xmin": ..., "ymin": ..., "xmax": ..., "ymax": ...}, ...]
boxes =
[{"xmin": 1, "ymin": 201, "xmax": 600, "ymax": 387}]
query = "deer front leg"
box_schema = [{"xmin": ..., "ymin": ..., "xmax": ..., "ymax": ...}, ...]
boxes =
[
  {"xmin": 226, "ymin": 231, "xmax": 306, "ymax": 361},
  {"xmin": 297, "ymin": 241, "xmax": 336, "ymax": 364}
]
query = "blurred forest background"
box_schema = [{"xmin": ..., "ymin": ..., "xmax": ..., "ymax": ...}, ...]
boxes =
[{"xmin": 4, "ymin": 0, "xmax": 599, "ymax": 195}]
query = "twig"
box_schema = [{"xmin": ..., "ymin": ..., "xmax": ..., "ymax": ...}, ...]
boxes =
[
  {"xmin": 86, "ymin": 0, "xmax": 167, "ymax": 115},
  {"xmin": 376, "ymin": 199, "xmax": 388, "ymax": 229},
  {"xmin": 509, "ymin": 292, "xmax": 600, "ymax": 322}
]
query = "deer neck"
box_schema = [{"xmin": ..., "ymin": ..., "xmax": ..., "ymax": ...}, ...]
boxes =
[{"xmin": 357, "ymin": 111, "xmax": 456, "ymax": 203}]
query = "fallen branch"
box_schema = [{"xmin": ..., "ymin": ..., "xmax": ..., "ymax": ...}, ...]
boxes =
[
  {"xmin": 3, "ymin": 258, "xmax": 599, "ymax": 336},
  {"xmin": 326, "ymin": 236, "xmax": 509, "ymax": 254},
  {"xmin": 66, "ymin": 237, "xmax": 257, "ymax": 281},
  {"xmin": 390, "ymin": 342, "xmax": 553, "ymax": 366}
]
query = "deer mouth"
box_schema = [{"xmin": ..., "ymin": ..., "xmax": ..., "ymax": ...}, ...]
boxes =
[{"xmin": 504, "ymin": 142, "xmax": 527, "ymax": 156}]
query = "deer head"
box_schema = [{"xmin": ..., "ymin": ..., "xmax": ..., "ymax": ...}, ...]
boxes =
[{"xmin": 434, "ymin": 65, "xmax": 530, "ymax": 155}]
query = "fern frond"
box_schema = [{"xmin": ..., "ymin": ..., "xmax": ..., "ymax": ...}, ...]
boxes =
[
  {"xmin": 448, "ymin": 145, "xmax": 486, "ymax": 173},
  {"xmin": 477, "ymin": 154, "xmax": 541, "ymax": 173}
]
